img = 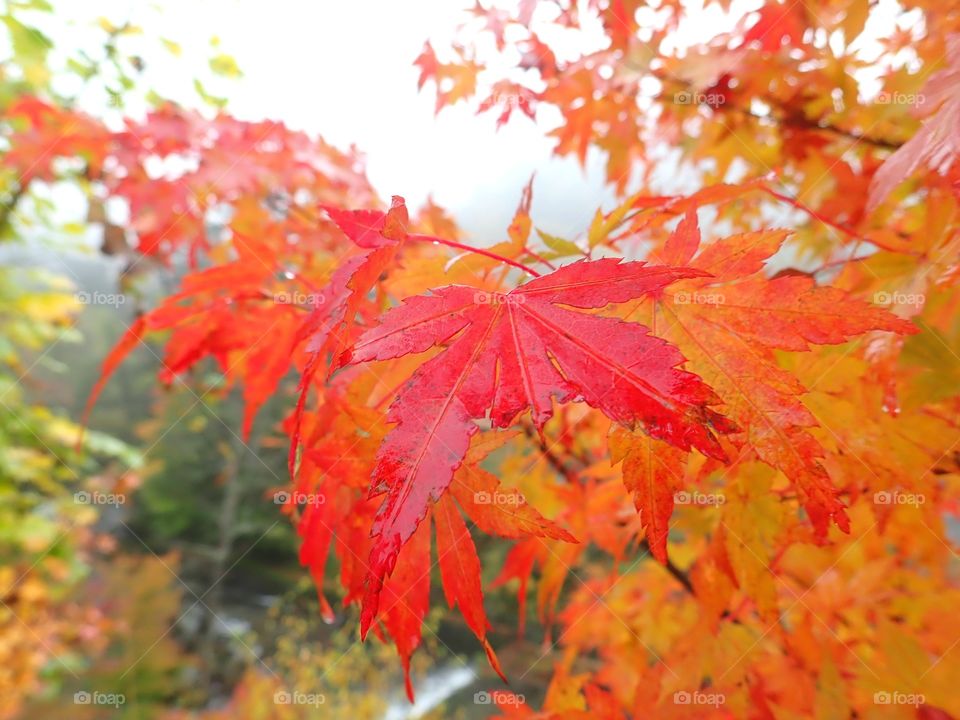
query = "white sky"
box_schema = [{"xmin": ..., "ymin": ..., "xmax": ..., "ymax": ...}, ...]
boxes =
[{"xmin": 31, "ymin": 0, "xmax": 621, "ymax": 241}]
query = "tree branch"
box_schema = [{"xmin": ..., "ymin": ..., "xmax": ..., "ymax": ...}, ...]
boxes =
[
  {"xmin": 651, "ymin": 68, "xmax": 904, "ymax": 152},
  {"xmin": 0, "ymin": 184, "xmax": 26, "ymax": 239},
  {"xmin": 638, "ymin": 538, "xmax": 695, "ymax": 595},
  {"xmin": 520, "ymin": 420, "xmax": 585, "ymax": 482},
  {"xmin": 519, "ymin": 422, "xmax": 699, "ymax": 597}
]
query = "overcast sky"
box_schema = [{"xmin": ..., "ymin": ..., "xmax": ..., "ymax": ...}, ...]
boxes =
[{"xmin": 32, "ymin": 0, "xmax": 627, "ymax": 242}]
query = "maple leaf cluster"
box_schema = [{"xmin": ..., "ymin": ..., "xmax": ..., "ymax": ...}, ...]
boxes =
[{"xmin": 6, "ymin": 0, "xmax": 951, "ymax": 716}]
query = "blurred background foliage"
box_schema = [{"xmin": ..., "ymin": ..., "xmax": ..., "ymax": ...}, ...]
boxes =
[{"xmin": 0, "ymin": 2, "xmax": 526, "ymax": 717}]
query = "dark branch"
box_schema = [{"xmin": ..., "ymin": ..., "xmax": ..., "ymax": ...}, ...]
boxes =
[
  {"xmin": 638, "ymin": 538, "xmax": 695, "ymax": 595},
  {"xmin": 0, "ymin": 184, "xmax": 26, "ymax": 238}
]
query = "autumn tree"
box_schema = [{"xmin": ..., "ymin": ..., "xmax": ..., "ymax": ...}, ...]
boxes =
[{"xmin": 6, "ymin": 0, "xmax": 960, "ymax": 718}]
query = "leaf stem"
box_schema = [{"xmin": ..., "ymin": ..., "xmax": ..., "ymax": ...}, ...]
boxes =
[
  {"xmin": 760, "ymin": 185, "xmax": 865, "ymax": 243},
  {"xmin": 522, "ymin": 247, "xmax": 558, "ymax": 271},
  {"xmin": 407, "ymin": 233, "xmax": 542, "ymax": 277},
  {"xmin": 286, "ymin": 201, "xmax": 543, "ymax": 276}
]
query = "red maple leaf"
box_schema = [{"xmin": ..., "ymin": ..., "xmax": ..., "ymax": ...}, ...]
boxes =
[{"xmin": 339, "ymin": 258, "xmax": 737, "ymax": 635}]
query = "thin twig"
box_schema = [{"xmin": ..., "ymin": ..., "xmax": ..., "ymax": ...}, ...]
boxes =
[{"xmin": 637, "ymin": 539, "xmax": 695, "ymax": 595}]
